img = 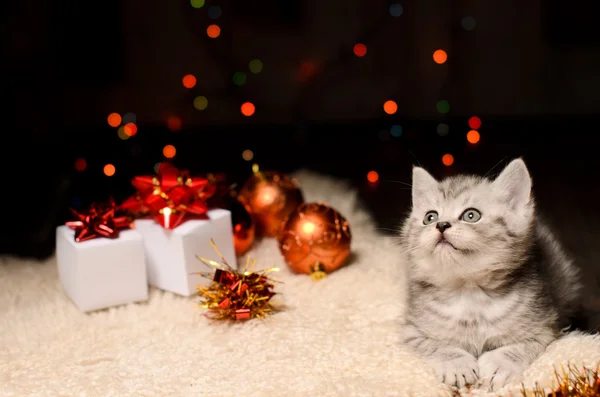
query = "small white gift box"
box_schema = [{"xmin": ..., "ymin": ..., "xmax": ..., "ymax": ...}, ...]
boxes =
[
  {"xmin": 55, "ymin": 226, "xmax": 148, "ymax": 312},
  {"xmin": 134, "ymin": 208, "xmax": 237, "ymax": 296}
]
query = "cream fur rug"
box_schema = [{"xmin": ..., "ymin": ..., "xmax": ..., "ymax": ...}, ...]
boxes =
[{"xmin": 2, "ymin": 171, "xmax": 600, "ymax": 397}]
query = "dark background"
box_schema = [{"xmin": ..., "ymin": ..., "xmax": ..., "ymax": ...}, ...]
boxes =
[{"xmin": 3, "ymin": 0, "xmax": 600, "ymax": 316}]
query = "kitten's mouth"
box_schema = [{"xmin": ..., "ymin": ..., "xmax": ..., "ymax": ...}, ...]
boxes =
[{"xmin": 436, "ymin": 237, "xmax": 458, "ymax": 250}]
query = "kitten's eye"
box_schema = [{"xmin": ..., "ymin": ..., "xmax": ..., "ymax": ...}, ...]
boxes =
[
  {"xmin": 460, "ymin": 208, "xmax": 482, "ymax": 223},
  {"xmin": 423, "ymin": 211, "xmax": 439, "ymax": 225}
]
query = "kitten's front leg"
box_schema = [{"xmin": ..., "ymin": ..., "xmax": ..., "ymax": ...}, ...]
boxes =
[
  {"xmin": 402, "ymin": 325, "xmax": 479, "ymax": 388},
  {"xmin": 478, "ymin": 338, "xmax": 549, "ymax": 391}
]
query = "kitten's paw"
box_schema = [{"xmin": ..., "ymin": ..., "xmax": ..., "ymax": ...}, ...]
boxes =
[
  {"xmin": 430, "ymin": 354, "xmax": 479, "ymax": 388},
  {"xmin": 477, "ymin": 350, "xmax": 524, "ymax": 391}
]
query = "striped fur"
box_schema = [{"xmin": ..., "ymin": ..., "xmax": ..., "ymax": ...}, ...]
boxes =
[{"xmin": 399, "ymin": 159, "xmax": 582, "ymax": 390}]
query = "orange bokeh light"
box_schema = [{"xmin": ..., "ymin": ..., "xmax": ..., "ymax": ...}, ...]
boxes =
[
  {"xmin": 103, "ymin": 163, "xmax": 116, "ymax": 176},
  {"xmin": 182, "ymin": 74, "xmax": 197, "ymax": 89},
  {"xmin": 241, "ymin": 102, "xmax": 255, "ymax": 116},
  {"xmin": 207, "ymin": 24, "xmax": 221, "ymax": 38},
  {"xmin": 442, "ymin": 154, "xmax": 454, "ymax": 166},
  {"xmin": 74, "ymin": 158, "xmax": 87, "ymax": 172},
  {"xmin": 124, "ymin": 123, "xmax": 138, "ymax": 136},
  {"xmin": 107, "ymin": 113, "xmax": 121, "ymax": 127},
  {"xmin": 383, "ymin": 100, "xmax": 398, "ymax": 115},
  {"xmin": 433, "ymin": 49, "xmax": 448, "ymax": 64},
  {"xmin": 163, "ymin": 145, "xmax": 176, "ymax": 158},
  {"xmin": 367, "ymin": 170, "xmax": 379, "ymax": 183},
  {"xmin": 468, "ymin": 116, "xmax": 482, "ymax": 130},
  {"xmin": 353, "ymin": 43, "xmax": 367, "ymax": 57},
  {"xmin": 167, "ymin": 116, "xmax": 182, "ymax": 131},
  {"xmin": 467, "ymin": 130, "xmax": 480, "ymax": 144}
]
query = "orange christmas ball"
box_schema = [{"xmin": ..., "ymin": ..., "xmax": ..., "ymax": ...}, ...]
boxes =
[
  {"xmin": 230, "ymin": 198, "xmax": 255, "ymax": 256},
  {"xmin": 278, "ymin": 202, "xmax": 352, "ymax": 275},
  {"xmin": 238, "ymin": 169, "xmax": 304, "ymax": 237}
]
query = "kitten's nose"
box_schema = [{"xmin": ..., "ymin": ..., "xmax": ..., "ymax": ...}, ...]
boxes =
[{"xmin": 436, "ymin": 221, "xmax": 452, "ymax": 233}]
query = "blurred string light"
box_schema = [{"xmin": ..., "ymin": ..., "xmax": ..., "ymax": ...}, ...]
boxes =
[
  {"xmin": 103, "ymin": 164, "xmax": 116, "ymax": 176},
  {"xmin": 353, "ymin": 43, "xmax": 367, "ymax": 57},
  {"xmin": 208, "ymin": 5, "xmax": 222, "ymax": 19},
  {"xmin": 117, "ymin": 126, "xmax": 129, "ymax": 140},
  {"xmin": 167, "ymin": 115, "xmax": 182, "ymax": 131},
  {"xmin": 154, "ymin": 162, "xmax": 162, "ymax": 173},
  {"xmin": 232, "ymin": 72, "xmax": 247, "ymax": 86},
  {"xmin": 467, "ymin": 130, "xmax": 480, "ymax": 144},
  {"xmin": 433, "ymin": 49, "xmax": 447, "ymax": 64},
  {"xmin": 182, "ymin": 74, "xmax": 197, "ymax": 88},
  {"xmin": 190, "ymin": 0, "xmax": 204, "ymax": 8},
  {"xmin": 468, "ymin": 116, "xmax": 481, "ymax": 129},
  {"xmin": 383, "ymin": 100, "xmax": 398, "ymax": 115},
  {"xmin": 193, "ymin": 96, "xmax": 208, "ymax": 110},
  {"xmin": 436, "ymin": 100, "xmax": 450, "ymax": 114},
  {"xmin": 241, "ymin": 102, "xmax": 255, "ymax": 116},
  {"xmin": 389, "ymin": 3, "xmax": 403, "ymax": 17},
  {"xmin": 122, "ymin": 112, "xmax": 136, "ymax": 124},
  {"xmin": 390, "ymin": 124, "xmax": 402, "ymax": 137},
  {"xmin": 367, "ymin": 170, "xmax": 379, "ymax": 183},
  {"xmin": 437, "ymin": 123, "xmax": 449, "ymax": 136},
  {"xmin": 163, "ymin": 145, "xmax": 176, "ymax": 158},
  {"xmin": 124, "ymin": 123, "xmax": 137, "ymax": 136},
  {"xmin": 107, "ymin": 113, "xmax": 121, "ymax": 127},
  {"xmin": 207, "ymin": 24, "xmax": 221, "ymax": 38},
  {"xmin": 442, "ymin": 154, "xmax": 454, "ymax": 166},
  {"xmin": 74, "ymin": 158, "xmax": 87, "ymax": 172},
  {"xmin": 242, "ymin": 149, "xmax": 254, "ymax": 161},
  {"xmin": 461, "ymin": 16, "xmax": 476, "ymax": 31},
  {"xmin": 249, "ymin": 59, "xmax": 263, "ymax": 74}
]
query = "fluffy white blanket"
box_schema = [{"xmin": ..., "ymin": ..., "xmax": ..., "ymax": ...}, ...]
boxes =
[{"xmin": 1, "ymin": 171, "xmax": 599, "ymax": 397}]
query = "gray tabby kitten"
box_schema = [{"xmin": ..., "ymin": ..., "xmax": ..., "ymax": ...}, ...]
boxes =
[{"xmin": 400, "ymin": 158, "xmax": 582, "ymax": 391}]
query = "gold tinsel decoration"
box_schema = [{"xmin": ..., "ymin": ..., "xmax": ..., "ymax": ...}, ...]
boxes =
[
  {"xmin": 455, "ymin": 364, "xmax": 600, "ymax": 397},
  {"xmin": 194, "ymin": 240, "xmax": 280, "ymax": 321}
]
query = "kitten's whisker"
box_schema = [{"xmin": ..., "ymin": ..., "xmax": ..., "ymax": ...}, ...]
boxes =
[
  {"xmin": 384, "ymin": 180, "xmax": 413, "ymax": 188},
  {"xmin": 376, "ymin": 227, "xmax": 402, "ymax": 233},
  {"xmin": 483, "ymin": 157, "xmax": 508, "ymax": 179}
]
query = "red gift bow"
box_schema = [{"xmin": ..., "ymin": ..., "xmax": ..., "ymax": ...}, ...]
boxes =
[
  {"xmin": 211, "ymin": 268, "xmax": 274, "ymax": 320},
  {"xmin": 120, "ymin": 163, "xmax": 215, "ymax": 230},
  {"xmin": 65, "ymin": 199, "xmax": 131, "ymax": 242}
]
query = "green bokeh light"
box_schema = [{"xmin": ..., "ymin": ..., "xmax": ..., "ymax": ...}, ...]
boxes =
[
  {"xmin": 248, "ymin": 59, "xmax": 263, "ymax": 74},
  {"xmin": 436, "ymin": 100, "xmax": 450, "ymax": 114},
  {"xmin": 190, "ymin": 0, "xmax": 205, "ymax": 8},
  {"xmin": 233, "ymin": 72, "xmax": 247, "ymax": 86},
  {"xmin": 193, "ymin": 96, "xmax": 208, "ymax": 110}
]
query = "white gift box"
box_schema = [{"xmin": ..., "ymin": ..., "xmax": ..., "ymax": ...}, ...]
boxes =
[
  {"xmin": 55, "ymin": 226, "xmax": 148, "ymax": 312},
  {"xmin": 134, "ymin": 208, "xmax": 237, "ymax": 297}
]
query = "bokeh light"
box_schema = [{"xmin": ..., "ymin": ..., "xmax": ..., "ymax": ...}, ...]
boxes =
[
  {"xmin": 124, "ymin": 123, "xmax": 137, "ymax": 136},
  {"xmin": 383, "ymin": 100, "xmax": 398, "ymax": 115},
  {"xmin": 117, "ymin": 126, "xmax": 129, "ymax": 140},
  {"xmin": 467, "ymin": 130, "xmax": 480, "ymax": 144},
  {"xmin": 353, "ymin": 43, "xmax": 367, "ymax": 57},
  {"xmin": 436, "ymin": 100, "xmax": 450, "ymax": 114},
  {"xmin": 190, "ymin": 0, "xmax": 204, "ymax": 8},
  {"xmin": 153, "ymin": 162, "xmax": 162, "ymax": 174},
  {"xmin": 122, "ymin": 112, "xmax": 136, "ymax": 124},
  {"xmin": 232, "ymin": 72, "xmax": 247, "ymax": 86},
  {"xmin": 367, "ymin": 170, "xmax": 379, "ymax": 183},
  {"xmin": 241, "ymin": 102, "xmax": 255, "ymax": 116},
  {"xmin": 468, "ymin": 116, "xmax": 482, "ymax": 129},
  {"xmin": 442, "ymin": 154, "xmax": 454, "ymax": 166},
  {"xmin": 193, "ymin": 96, "xmax": 208, "ymax": 110},
  {"xmin": 207, "ymin": 24, "xmax": 221, "ymax": 38},
  {"xmin": 74, "ymin": 158, "xmax": 87, "ymax": 172},
  {"xmin": 249, "ymin": 59, "xmax": 263, "ymax": 74},
  {"xmin": 437, "ymin": 123, "xmax": 449, "ymax": 136},
  {"xmin": 163, "ymin": 145, "xmax": 176, "ymax": 158},
  {"xmin": 182, "ymin": 74, "xmax": 197, "ymax": 89},
  {"xmin": 242, "ymin": 149, "xmax": 254, "ymax": 161},
  {"xmin": 167, "ymin": 116, "xmax": 182, "ymax": 131},
  {"xmin": 390, "ymin": 124, "xmax": 403, "ymax": 137},
  {"xmin": 389, "ymin": 3, "xmax": 403, "ymax": 17},
  {"xmin": 107, "ymin": 113, "xmax": 121, "ymax": 127},
  {"xmin": 433, "ymin": 49, "xmax": 448, "ymax": 64},
  {"xmin": 461, "ymin": 16, "xmax": 476, "ymax": 31},
  {"xmin": 103, "ymin": 164, "xmax": 116, "ymax": 176},
  {"xmin": 208, "ymin": 5, "xmax": 222, "ymax": 19}
]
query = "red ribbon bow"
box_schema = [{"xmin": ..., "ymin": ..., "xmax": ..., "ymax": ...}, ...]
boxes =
[
  {"xmin": 66, "ymin": 199, "xmax": 131, "ymax": 242},
  {"xmin": 120, "ymin": 163, "xmax": 215, "ymax": 230},
  {"xmin": 211, "ymin": 268, "xmax": 274, "ymax": 320}
]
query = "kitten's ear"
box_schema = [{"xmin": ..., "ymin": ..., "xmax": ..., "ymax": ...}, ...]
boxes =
[
  {"xmin": 412, "ymin": 166, "xmax": 437, "ymax": 204},
  {"xmin": 492, "ymin": 158, "xmax": 532, "ymax": 209}
]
